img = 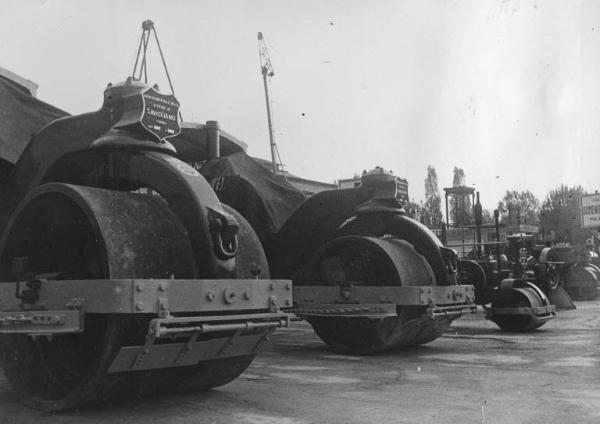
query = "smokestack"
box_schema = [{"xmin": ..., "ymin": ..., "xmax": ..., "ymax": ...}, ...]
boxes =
[{"xmin": 206, "ymin": 120, "xmax": 220, "ymax": 160}]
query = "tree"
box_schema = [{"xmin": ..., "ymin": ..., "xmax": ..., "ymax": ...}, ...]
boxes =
[
  {"xmin": 482, "ymin": 208, "xmax": 494, "ymax": 224},
  {"xmin": 421, "ymin": 165, "xmax": 443, "ymax": 227},
  {"xmin": 497, "ymin": 190, "xmax": 540, "ymax": 226},
  {"xmin": 539, "ymin": 185, "xmax": 586, "ymax": 243},
  {"xmin": 405, "ymin": 200, "xmax": 424, "ymax": 222}
]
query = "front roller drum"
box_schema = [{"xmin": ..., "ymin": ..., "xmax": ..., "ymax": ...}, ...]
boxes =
[
  {"xmin": 486, "ymin": 281, "xmax": 556, "ymax": 332},
  {"xmin": 307, "ymin": 313, "xmax": 456, "ymax": 354},
  {"xmin": 0, "ymin": 183, "xmax": 266, "ymax": 411},
  {"xmin": 297, "ymin": 235, "xmax": 468, "ymax": 354}
]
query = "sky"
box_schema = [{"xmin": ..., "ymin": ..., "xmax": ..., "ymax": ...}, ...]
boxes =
[{"xmin": 1, "ymin": 0, "xmax": 600, "ymax": 211}]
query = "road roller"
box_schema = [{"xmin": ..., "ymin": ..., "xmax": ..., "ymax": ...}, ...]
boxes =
[
  {"xmin": 536, "ymin": 245, "xmax": 600, "ymax": 301},
  {"xmin": 202, "ymin": 164, "xmax": 478, "ymax": 354},
  {"xmin": 448, "ymin": 196, "xmax": 558, "ymax": 332},
  {"xmin": 458, "ymin": 258, "xmax": 557, "ymax": 332},
  {"xmin": 0, "ymin": 76, "xmax": 292, "ymax": 411}
]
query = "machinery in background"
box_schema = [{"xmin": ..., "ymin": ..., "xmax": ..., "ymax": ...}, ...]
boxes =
[
  {"xmin": 442, "ymin": 187, "xmax": 559, "ymax": 331},
  {"xmin": 203, "ymin": 164, "xmax": 478, "ymax": 354},
  {"xmin": 533, "ymin": 243, "xmax": 600, "ymax": 301},
  {"xmin": 285, "ymin": 170, "xmax": 477, "ymax": 354}
]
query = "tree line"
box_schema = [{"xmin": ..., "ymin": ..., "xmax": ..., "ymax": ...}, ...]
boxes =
[{"xmin": 406, "ymin": 166, "xmax": 592, "ymax": 244}]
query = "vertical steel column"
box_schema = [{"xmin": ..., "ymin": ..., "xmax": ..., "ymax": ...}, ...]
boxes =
[
  {"xmin": 474, "ymin": 192, "xmax": 482, "ymax": 257},
  {"xmin": 445, "ymin": 192, "xmax": 449, "ymax": 227},
  {"xmin": 494, "ymin": 209, "xmax": 501, "ymax": 261}
]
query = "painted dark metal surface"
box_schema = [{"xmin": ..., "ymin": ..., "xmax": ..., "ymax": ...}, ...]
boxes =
[{"xmin": 0, "ymin": 79, "xmax": 292, "ymax": 411}]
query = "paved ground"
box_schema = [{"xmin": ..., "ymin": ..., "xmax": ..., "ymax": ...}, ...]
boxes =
[{"xmin": 1, "ymin": 302, "xmax": 599, "ymax": 424}]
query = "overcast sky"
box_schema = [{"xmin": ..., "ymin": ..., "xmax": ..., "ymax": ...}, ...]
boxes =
[{"xmin": 2, "ymin": 0, "xmax": 599, "ymax": 210}]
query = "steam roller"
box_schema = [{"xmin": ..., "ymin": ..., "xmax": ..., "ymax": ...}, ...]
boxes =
[
  {"xmin": 457, "ymin": 255, "xmax": 556, "ymax": 332},
  {"xmin": 293, "ymin": 226, "xmax": 475, "ymax": 354},
  {"xmin": 437, "ymin": 193, "xmax": 557, "ymax": 333},
  {"xmin": 0, "ymin": 78, "xmax": 292, "ymax": 411},
  {"xmin": 538, "ymin": 246, "xmax": 599, "ymax": 301},
  {"xmin": 223, "ymin": 169, "xmax": 479, "ymax": 355}
]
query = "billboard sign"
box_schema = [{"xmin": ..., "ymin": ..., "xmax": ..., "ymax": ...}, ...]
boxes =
[{"xmin": 580, "ymin": 193, "xmax": 600, "ymax": 228}]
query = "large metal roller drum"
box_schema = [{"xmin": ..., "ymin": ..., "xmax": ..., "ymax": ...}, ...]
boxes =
[
  {"xmin": 488, "ymin": 282, "xmax": 552, "ymax": 332},
  {"xmin": 563, "ymin": 265, "xmax": 599, "ymax": 301},
  {"xmin": 0, "ymin": 183, "xmax": 196, "ymax": 410},
  {"xmin": 0, "ymin": 178, "xmax": 268, "ymax": 410},
  {"xmin": 299, "ymin": 213, "xmax": 460, "ymax": 354}
]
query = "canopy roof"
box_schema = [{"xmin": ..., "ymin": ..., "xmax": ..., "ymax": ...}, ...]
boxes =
[{"xmin": 0, "ymin": 74, "xmax": 68, "ymax": 166}]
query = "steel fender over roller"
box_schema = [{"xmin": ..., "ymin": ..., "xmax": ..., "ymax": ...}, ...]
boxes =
[
  {"xmin": 0, "ymin": 152, "xmax": 276, "ymax": 411},
  {"xmin": 294, "ymin": 213, "xmax": 468, "ymax": 354},
  {"xmin": 267, "ymin": 187, "xmax": 375, "ymax": 279}
]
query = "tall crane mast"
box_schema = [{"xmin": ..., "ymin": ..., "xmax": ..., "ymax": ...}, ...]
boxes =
[{"xmin": 257, "ymin": 32, "xmax": 282, "ymax": 175}]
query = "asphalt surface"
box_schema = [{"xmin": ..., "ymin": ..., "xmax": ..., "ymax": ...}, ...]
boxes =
[{"xmin": 1, "ymin": 302, "xmax": 599, "ymax": 424}]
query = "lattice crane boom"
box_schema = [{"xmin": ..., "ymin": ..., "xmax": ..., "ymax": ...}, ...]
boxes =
[{"xmin": 258, "ymin": 32, "xmax": 282, "ymax": 175}]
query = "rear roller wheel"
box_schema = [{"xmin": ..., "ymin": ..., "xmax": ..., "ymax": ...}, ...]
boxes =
[{"xmin": 563, "ymin": 265, "xmax": 599, "ymax": 301}]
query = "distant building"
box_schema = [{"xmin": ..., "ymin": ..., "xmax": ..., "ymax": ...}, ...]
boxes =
[{"xmin": 0, "ymin": 66, "xmax": 38, "ymax": 97}]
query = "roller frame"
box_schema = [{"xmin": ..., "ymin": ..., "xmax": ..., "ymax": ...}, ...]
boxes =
[
  {"xmin": 0, "ymin": 278, "xmax": 292, "ymax": 314},
  {"xmin": 0, "ymin": 278, "xmax": 292, "ymax": 371},
  {"xmin": 293, "ymin": 284, "xmax": 476, "ymax": 318}
]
